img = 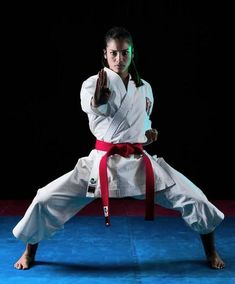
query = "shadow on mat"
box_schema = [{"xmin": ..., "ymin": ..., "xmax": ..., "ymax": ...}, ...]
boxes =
[{"xmin": 34, "ymin": 259, "xmax": 218, "ymax": 275}]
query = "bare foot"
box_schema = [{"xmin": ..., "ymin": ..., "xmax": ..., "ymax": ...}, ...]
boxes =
[
  {"xmin": 207, "ymin": 250, "xmax": 225, "ymax": 269},
  {"xmin": 14, "ymin": 252, "xmax": 35, "ymax": 270},
  {"xmin": 14, "ymin": 243, "xmax": 38, "ymax": 270},
  {"xmin": 200, "ymin": 232, "xmax": 225, "ymax": 269}
]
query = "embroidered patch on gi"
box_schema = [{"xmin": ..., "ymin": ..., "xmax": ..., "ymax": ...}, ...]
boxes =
[
  {"xmin": 87, "ymin": 178, "xmax": 97, "ymax": 196},
  {"xmin": 146, "ymin": 97, "xmax": 152, "ymax": 116}
]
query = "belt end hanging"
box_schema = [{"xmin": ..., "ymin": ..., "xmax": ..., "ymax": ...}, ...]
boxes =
[
  {"xmin": 105, "ymin": 216, "xmax": 111, "ymax": 226},
  {"xmin": 103, "ymin": 206, "xmax": 111, "ymax": 226}
]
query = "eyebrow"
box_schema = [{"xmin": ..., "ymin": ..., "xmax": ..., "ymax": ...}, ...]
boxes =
[{"xmin": 108, "ymin": 49, "xmax": 130, "ymax": 52}]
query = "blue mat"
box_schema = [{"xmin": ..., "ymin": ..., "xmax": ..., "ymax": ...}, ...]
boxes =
[{"xmin": 1, "ymin": 216, "xmax": 235, "ymax": 284}]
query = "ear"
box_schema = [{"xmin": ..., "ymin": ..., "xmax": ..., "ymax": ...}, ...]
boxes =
[{"xmin": 103, "ymin": 49, "xmax": 107, "ymax": 59}]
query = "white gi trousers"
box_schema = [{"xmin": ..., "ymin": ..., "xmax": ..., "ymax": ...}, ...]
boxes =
[{"xmin": 12, "ymin": 154, "xmax": 224, "ymax": 245}]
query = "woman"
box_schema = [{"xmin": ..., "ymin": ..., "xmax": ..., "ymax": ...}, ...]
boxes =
[{"xmin": 13, "ymin": 26, "xmax": 225, "ymax": 270}]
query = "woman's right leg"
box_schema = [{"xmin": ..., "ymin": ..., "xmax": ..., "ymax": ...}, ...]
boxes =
[{"xmin": 13, "ymin": 166, "xmax": 95, "ymax": 269}]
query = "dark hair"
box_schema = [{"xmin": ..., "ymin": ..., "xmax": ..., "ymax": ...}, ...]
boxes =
[{"xmin": 102, "ymin": 26, "xmax": 144, "ymax": 87}]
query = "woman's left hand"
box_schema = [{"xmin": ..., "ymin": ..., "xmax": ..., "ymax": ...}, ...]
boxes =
[{"xmin": 143, "ymin": 129, "xmax": 158, "ymax": 146}]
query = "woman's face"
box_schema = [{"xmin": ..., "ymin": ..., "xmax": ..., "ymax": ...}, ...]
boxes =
[{"xmin": 104, "ymin": 38, "xmax": 133, "ymax": 76}]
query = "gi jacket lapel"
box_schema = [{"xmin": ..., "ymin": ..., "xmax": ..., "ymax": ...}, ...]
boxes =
[
  {"xmin": 104, "ymin": 67, "xmax": 126, "ymax": 99},
  {"xmin": 103, "ymin": 68, "xmax": 136, "ymax": 141}
]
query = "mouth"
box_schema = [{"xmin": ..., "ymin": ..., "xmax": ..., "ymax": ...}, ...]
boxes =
[{"xmin": 115, "ymin": 65, "xmax": 125, "ymax": 69}]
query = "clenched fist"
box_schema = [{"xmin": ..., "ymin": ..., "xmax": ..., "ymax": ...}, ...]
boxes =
[
  {"xmin": 92, "ymin": 69, "xmax": 111, "ymax": 107},
  {"xmin": 144, "ymin": 129, "xmax": 158, "ymax": 146}
]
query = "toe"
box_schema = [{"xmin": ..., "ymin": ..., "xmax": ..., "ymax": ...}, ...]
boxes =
[{"xmin": 15, "ymin": 263, "xmax": 22, "ymax": 270}]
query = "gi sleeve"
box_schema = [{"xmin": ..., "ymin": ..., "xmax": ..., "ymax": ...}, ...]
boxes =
[
  {"xmin": 144, "ymin": 83, "xmax": 154, "ymax": 132},
  {"xmin": 80, "ymin": 76, "xmax": 110, "ymax": 116}
]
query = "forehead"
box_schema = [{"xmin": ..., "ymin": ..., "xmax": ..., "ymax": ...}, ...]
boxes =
[{"xmin": 106, "ymin": 39, "xmax": 132, "ymax": 50}]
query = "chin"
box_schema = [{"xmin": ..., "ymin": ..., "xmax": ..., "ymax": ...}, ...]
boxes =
[
  {"xmin": 111, "ymin": 66, "xmax": 124, "ymax": 71},
  {"xmin": 116, "ymin": 68, "xmax": 126, "ymax": 74}
]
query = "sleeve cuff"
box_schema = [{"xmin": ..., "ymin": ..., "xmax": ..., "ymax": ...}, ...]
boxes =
[{"xmin": 90, "ymin": 98, "xmax": 109, "ymax": 116}]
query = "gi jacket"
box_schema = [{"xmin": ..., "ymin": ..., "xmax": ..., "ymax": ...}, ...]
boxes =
[{"xmin": 80, "ymin": 67, "xmax": 175, "ymax": 198}]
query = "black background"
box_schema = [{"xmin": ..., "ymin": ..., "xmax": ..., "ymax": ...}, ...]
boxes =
[{"xmin": 3, "ymin": 1, "xmax": 234, "ymax": 199}]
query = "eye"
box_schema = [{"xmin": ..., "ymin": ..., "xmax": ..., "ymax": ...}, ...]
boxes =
[
  {"xmin": 122, "ymin": 50, "xmax": 129, "ymax": 56},
  {"xmin": 110, "ymin": 51, "xmax": 117, "ymax": 56}
]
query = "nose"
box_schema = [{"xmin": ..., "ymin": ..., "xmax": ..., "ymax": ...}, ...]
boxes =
[{"xmin": 116, "ymin": 52, "xmax": 123, "ymax": 62}]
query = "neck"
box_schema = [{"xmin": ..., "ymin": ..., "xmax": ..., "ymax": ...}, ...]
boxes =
[
  {"xmin": 119, "ymin": 72, "xmax": 129, "ymax": 88},
  {"xmin": 119, "ymin": 71, "xmax": 128, "ymax": 80}
]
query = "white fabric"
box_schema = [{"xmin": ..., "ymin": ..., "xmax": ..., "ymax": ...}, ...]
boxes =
[
  {"xmin": 12, "ymin": 68, "xmax": 224, "ymax": 244},
  {"xmin": 80, "ymin": 67, "xmax": 153, "ymax": 143},
  {"xmin": 91, "ymin": 102, "xmax": 109, "ymax": 116}
]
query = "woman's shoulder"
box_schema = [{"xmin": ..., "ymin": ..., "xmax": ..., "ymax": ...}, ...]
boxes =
[
  {"xmin": 139, "ymin": 78, "xmax": 154, "ymax": 100},
  {"xmin": 140, "ymin": 78, "xmax": 152, "ymax": 88},
  {"xmin": 84, "ymin": 74, "xmax": 97, "ymax": 82},
  {"xmin": 82, "ymin": 74, "xmax": 98, "ymax": 88},
  {"xmin": 138, "ymin": 79, "xmax": 153, "ymax": 95}
]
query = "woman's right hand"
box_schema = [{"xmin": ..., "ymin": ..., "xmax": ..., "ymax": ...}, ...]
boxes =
[{"xmin": 92, "ymin": 69, "xmax": 111, "ymax": 107}]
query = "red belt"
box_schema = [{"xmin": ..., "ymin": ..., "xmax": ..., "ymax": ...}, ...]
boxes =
[{"xmin": 95, "ymin": 140, "xmax": 155, "ymax": 226}]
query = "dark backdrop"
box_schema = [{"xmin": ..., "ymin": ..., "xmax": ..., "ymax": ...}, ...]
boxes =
[{"xmin": 3, "ymin": 1, "xmax": 234, "ymax": 199}]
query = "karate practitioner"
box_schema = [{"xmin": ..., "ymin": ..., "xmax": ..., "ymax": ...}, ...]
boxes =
[{"xmin": 13, "ymin": 26, "xmax": 225, "ymax": 270}]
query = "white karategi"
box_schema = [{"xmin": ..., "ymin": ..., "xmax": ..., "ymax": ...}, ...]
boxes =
[{"xmin": 13, "ymin": 67, "xmax": 224, "ymax": 244}]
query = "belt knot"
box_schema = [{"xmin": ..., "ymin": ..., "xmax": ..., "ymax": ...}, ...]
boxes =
[{"xmin": 95, "ymin": 140, "xmax": 155, "ymax": 226}]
